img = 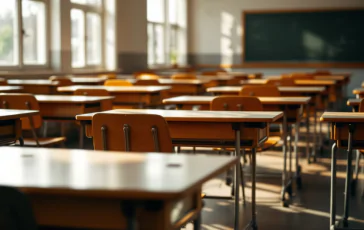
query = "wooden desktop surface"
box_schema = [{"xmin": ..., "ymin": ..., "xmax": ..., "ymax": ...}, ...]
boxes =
[
  {"xmin": 163, "ymin": 95, "xmax": 311, "ymax": 105},
  {"xmin": 76, "ymin": 109, "xmax": 283, "ymax": 123},
  {"xmin": 8, "ymin": 79, "xmax": 59, "ymax": 86},
  {"xmin": 0, "ymin": 109, "xmax": 38, "ymax": 120},
  {"xmin": 207, "ymin": 86, "xmax": 325, "ymax": 94},
  {"xmin": 70, "ymin": 77, "xmax": 107, "ymax": 85},
  {"xmin": 35, "ymin": 95, "xmax": 114, "ymax": 104},
  {"xmin": 240, "ymin": 79, "xmax": 336, "ymax": 86},
  {"xmin": 0, "ymin": 147, "xmax": 237, "ymax": 199},
  {"xmin": 0, "ymin": 86, "xmax": 23, "ymax": 92},
  {"xmin": 58, "ymin": 85, "xmax": 171, "ymax": 93},
  {"xmin": 347, "ymin": 99, "xmax": 361, "ymax": 107},
  {"xmin": 320, "ymin": 112, "xmax": 364, "ymax": 123}
]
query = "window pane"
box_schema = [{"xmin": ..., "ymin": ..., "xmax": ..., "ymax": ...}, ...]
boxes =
[
  {"xmin": 22, "ymin": 0, "xmax": 46, "ymax": 65},
  {"xmin": 86, "ymin": 13, "xmax": 101, "ymax": 65},
  {"xmin": 71, "ymin": 9, "xmax": 85, "ymax": 67},
  {"xmin": 147, "ymin": 0, "xmax": 164, "ymax": 23},
  {"xmin": 168, "ymin": 0, "xmax": 177, "ymax": 24},
  {"xmin": 105, "ymin": 0, "xmax": 115, "ymax": 70},
  {"xmin": 177, "ymin": 0, "xmax": 186, "ymax": 27},
  {"xmin": 0, "ymin": 0, "xmax": 18, "ymax": 66},
  {"xmin": 155, "ymin": 24, "xmax": 165, "ymax": 64},
  {"xmin": 169, "ymin": 27, "xmax": 177, "ymax": 64},
  {"xmin": 147, "ymin": 23, "xmax": 154, "ymax": 65}
]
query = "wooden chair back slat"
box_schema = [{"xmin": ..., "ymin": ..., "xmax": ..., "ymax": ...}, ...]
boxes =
[
  {"xmin": 92, "ymin": 113, "xmax": 173, "ymax": 152},
  {"xmin": 134, "ymin": 79, "xmax": 161, "ymax": 86},
  {"xmin": 49, "ymin": 76, "xmax": 73, "ymax": 86},
  {"xmin": 266, "ymin": 78, "xmax": 296, "ymax": 86},
  {"xmin": 211, "ymin": 96, "xmax": 263, "ymax": 111},
  {"xmin": 171, "ymin": 73, "xmax": 197, "ymax": 80}
]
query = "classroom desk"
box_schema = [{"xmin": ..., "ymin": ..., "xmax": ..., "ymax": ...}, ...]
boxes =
[
  {"xmin": 8, "ymin": 80, "xmax": 60, "ymax": 95},
  {"xmin": 35, "ymin": 95, "xmax": 114, "ymax": 120},
  {"xmin": 70, "ymin": 77, "xmax": 106, "ymax": 85},
  {"xmin": 163, "ymin": 95, "xmax": 311, "ymax": 203},
  {"xmin": 320, "ymin": 112, "xmax": 364, "ymax": 230},
  {"xmin": 347, "ymin": 99, "xmax": 361, "ymax": 112},
  {"xmin": 76, "ymin": 109, "xmax": 283, "ymax": 230},
  {"xmin": 57, "ymin": 86, "xmax": 171, "ymax": 108},
  {"xmin": 207, "ymin": 86, "xmax": 325, "ymax": 162},
  {"xmin": 0, "ymin": 147, "xmax": 237, "ymax": 230},
  {"xmin": 0, "ymin": 86, "xmax": 23, "ymax": 93},
  {"xmin": 0, "ymin": 109, "xmax": 39, "ymax": 146}
]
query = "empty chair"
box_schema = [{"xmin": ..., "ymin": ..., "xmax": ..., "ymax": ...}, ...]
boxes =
[
  {"xmin": 49, "ymin": 76, "xmax": 73, "ymax": 86},
  {"xmin": 104, "ymin": 79, "xmax": 133, "ymax": 86},
  {"xmin": 134, "ymin": 79, "xmax": 161, "ymax": 86},
  {"xmin": 0, "ymin": 186, "xmax": 38, "ymax": 230},
  {"xmin": 0, "ymin": 94, "xmax": 66, "ymax": 147},
  {"xmin": 240, "ymin": 85, "xmax": 281, "ymax": 97},
  {"xmin": 74, "ymin": 89, "xmax": 113, "ymax": 111},
  {"xmin": 267, "ymin": 78, "xmax": 296, "ymax": 86},
  {"xmin": 92, "ymin": 113, "xmax": 173, "ymax": 152},
  {"xmin": 171, "ymin": 73, "xmax": 197, "ymax": 80}
]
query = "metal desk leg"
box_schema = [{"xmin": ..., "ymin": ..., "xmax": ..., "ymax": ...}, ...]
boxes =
[
  {"xmin": 287, "ymin": 125, "xmax": 293, "ymax": 197},
  {"xmin": 79, "ymin": 123, "xmax": 84, "ymax": 149},
  {"xmin": 343, "ymin": 124, "xmax": 354, "ymax": 227},
  {"xmin": 281, "ymin": 112, "xmax": 289, "ymax": 207},
  {"xmin": 19, "ymin": 137, "xmax": 24, "ymax": 146},
  {"xmin": 193, "ymin": 213, "xmax": 201, "ymax": 230},
  {"xmin": 306, "ymin": 104, "xmax": 311, "ymax": 164},
  {"xmin": 312, "ymin": 106, "xmax": 317, "ymax": 162},
  {"xmin": 245, "ymin": 148, "xmax": 258, "ymax": 230},
  {"xmin": 234, "ymin": 128, "xmax": 241, "ymax": 230},
  {"xmin": 351, "ymin": 150, "xmax": 361, "ymax": 196},
  {"xmin": 295, "ymin": 116, "xmax": 302, "ymax": 189},
  {"xmin": 330, "ymin": 143, "xmax": 337, "ymax": 229}
]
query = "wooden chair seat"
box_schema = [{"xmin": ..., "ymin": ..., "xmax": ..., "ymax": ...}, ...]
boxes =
[{"xmin": 16, "ymin": 137, "xmax": 66, "ymax": 147}]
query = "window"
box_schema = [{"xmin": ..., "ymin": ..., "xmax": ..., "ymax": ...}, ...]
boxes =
[
  {"xmin": 71, "ymin": 0, "xmax": 103, "ymax": 68},
  {"xmin": 147, "ymin": 0, "xmax": 187, "ymax": 66},
  {"xmin": 0, "ymin": 0, "xmax": 48, "ymax": 67}
]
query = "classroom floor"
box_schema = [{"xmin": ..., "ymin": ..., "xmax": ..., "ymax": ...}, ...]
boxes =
[{"xmin": 181, "ymin": 145, "xmax": 364, "ymax": 229}]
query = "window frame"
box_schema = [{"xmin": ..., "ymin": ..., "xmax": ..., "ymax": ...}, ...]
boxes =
[
  {"xmin": 147, "ymin": 0, "xmax": 187, "ymax": 67},
  {"xmin": 0, "ymin": 0, "xmax": 50, "ymax": 70},
  {"xmin": 70, "ymin": 0, "xmax": 105, "ymax": 69}
]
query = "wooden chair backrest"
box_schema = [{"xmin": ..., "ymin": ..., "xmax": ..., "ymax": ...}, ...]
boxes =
[
  {"xmin": 133, "ymin": 71, "xmax": 155, "ymax": 78},
  {"xmin": 135, "ymin": 73, "xmax": 160, "ymax": 80},
  {"xmin": 104, "ymin": 79, "xmax": 133, "ymax": 86},
  {"xmin": 92, "ymin": 113, "xmax": 173, "ymax": 152},
  {"xmin": 267, "ymin": 78, "xmax": 296, "ymax": 86},
  {"xmin": 74, "ymin": 89, "xmax": 113, "ymax": 110},
  {"xmin": 232, "ymin": 74, "xmax": 249, "ymax": 80},
  {"xmin": 211, "ymin": 96, "xmax": 263, "ymax": 111},
  {"xmin": 201, "ymin": 70, "xmax": 226, "ymax": 76},
  {"xmin": 240, "ymin": 85, "xmax": 280, "ymax": 97},
  {"xmin": 134, "ymin": 79, "xmax": 161, "ymax": 86},
  {"xmin": 171, "ymin": 73, "xmax": 197, "ymax": 80},
  {"xmin": 0, "ymin": 94, "xmax": 42, "ymax": 129},
  {"xmin": 49, "ymin": 76, "xmax": 73, "ymax": 86},
  {"xmin": 98, "ymin": 74, "xmax": 117, "ymax": 79}
]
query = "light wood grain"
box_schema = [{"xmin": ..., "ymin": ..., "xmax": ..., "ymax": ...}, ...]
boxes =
[
  {"xmin": 320, "ymin": 112, "xmax": 364, "ymax": 122},
  {"xmin": 8, "ymin": 79, "xmax": 59, "ymax": 86},
  {"xmin": 0, "ymin": 86, "xmax": 23, "ymax": 92},
  {"xmin": 58, "ymin": 85, "xmax": 171, "ymax": 93},
  {"xmin": 207, "ymin": 86, "xmax": 325, "ymax": 94},
  {"xmin": 35, "ymin": 95, "xmax": 114, "ymax": 103},
  {"xmin": 76, "ymin": 109, "xmax": 283, "ymax": 123},
  {"xmin": 163, "ymin": 96, "xmax": 311, "ymax": 105},
  {"xmin": 0, "ymin": 109, "xmax": 38, "ymax": 120},
  {"xmin": 0, "ymin": 147, "xmax": 237, "ymax": 199}
]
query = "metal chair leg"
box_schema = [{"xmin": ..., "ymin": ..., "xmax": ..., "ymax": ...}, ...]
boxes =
[
  {"xmin": 352, "ymin": 150, "xmax": 361, "ymax": 196},
  {"xmin": 330, "ymin": 143, "xmax": 337, "ymax": 228},
  {"xmin": 343, "ymin": 124, "xmax": 354, "ymax": 227},
  {"xmin": 240, "ymin": 161, "xmax": 246, "ymax": 205}
]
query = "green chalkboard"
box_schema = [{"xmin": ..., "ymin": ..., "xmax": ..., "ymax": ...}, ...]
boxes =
[{"xmin": 243, "ymin": 9, "xmax": 364, "ymax": 65}]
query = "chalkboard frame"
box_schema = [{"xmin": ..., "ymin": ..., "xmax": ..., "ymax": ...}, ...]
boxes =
[{"xmin": 242, "ymin": 8, "xmax": 364, "ymax": 68}]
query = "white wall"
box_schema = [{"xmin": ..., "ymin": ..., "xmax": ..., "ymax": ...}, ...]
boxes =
[{"xmin": 188, "ymin": 0, "xmax": 364, "ymax": 97}]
